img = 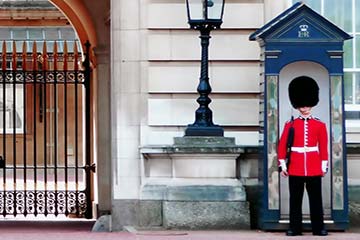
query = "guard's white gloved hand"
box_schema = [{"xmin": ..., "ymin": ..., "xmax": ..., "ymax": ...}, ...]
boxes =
[
  {"xmin": 279, "ymin": 159, "xmax": 287, "ymax": 172},
  {"xmin": 322, "ymin": 161, "xmax": 328, "ymax": 174}
]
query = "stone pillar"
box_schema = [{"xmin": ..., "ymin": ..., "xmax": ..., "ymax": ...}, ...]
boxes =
[
  {"xmin": 110, "ymin": 0, "xmax": 142, "ymax": 231},
  {"xmin": 82, "ymin": 0, "xmax": 111, "ymax": 223},
  {"xmin": 93, "ymin": 45, "xmax": 111, "ymax": 216}
]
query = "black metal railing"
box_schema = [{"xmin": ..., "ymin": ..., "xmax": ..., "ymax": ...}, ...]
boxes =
[{"xmin": 0, "ymin": 40, "xmax": 93, "ymax": 218}]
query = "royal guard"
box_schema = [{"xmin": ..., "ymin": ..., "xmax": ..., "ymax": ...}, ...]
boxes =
[{"xmin": 278, "ymin": 76, "xmax": 329, "ymax": 236}]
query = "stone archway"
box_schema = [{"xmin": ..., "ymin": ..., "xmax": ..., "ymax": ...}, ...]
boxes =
[
  {"xmin": 0, "ymin": 0, "xmax": 109, "ymax": 223},
  {"xmin": 0, "ymin": 0, "xmax": 101, "ymax": 219},
  {"xmin": 49, "ymin": 0, "xmax": 97, "ymax": 50},
  {"xmin": 48, "ymin": 0, "xmax": 112, "ymax": 220}
]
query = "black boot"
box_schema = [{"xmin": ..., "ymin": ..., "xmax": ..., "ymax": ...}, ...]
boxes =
[
  {"xmin": 286, "ymin": 230, "xmax": 303, "ymax": 236},
  {"xmin": 313, "ymin": 229, "xmax": 328, "ymax": 236}
]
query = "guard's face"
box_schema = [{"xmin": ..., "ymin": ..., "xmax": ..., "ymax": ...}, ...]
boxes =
[{"xmin": 298, "ymin": 106, "xmax": 312, "ymax": 116}]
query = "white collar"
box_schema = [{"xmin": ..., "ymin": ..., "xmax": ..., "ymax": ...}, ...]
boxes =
[{"xmin": 298, "ymin": 115, "xmax": 312, "ymax": 120}]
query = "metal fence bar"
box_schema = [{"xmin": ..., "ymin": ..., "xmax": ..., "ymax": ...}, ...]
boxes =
[
  {"xmin": 12, "ymin": 41, "xmax": 17, "ymax": 216},
  {"xmin": 42, "ymin": 41, "xmax": 48, "ymax": 216},
  {"xmin": 63, "ymin": 41, "xmax": 69, "ymax": 216},
  {"xmin": 74, "ymin": 42, "xmax": 80, "ymax": 216},
  {"xmin": 53, "ymin": 42, "xmax": 59, "ymax": 216},
  {"xmin": 2, "ymin": 41, "xmax": 7, "ymax": 216},
  {"xmin": 32, "ymin": 41, "xmax": 38, "ymax": 216},
  {"xmin": 84, "ymin": 41, "xmax": 92, "ymax": 219},
  {"xmin": 22, "ymin": 41, "xmax": 28, "ymax": 216}
]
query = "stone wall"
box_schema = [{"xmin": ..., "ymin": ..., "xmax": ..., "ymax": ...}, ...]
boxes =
[{"xmin": 110, "ymin": 0, "xmax": 267, "ymax": 230}]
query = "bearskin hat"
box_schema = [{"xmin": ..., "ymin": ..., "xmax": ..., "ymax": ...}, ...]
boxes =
[{"xmin": 288, "ymin": 76, "xmax": 319, "ymax": 108}]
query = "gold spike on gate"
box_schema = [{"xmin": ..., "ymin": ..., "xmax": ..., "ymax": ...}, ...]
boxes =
[
  {"xmin": 2, "ymin": 41, "xmax": 6, "ymax": 71},
  {"xmin": 63, "ymin": 41, "xmax": 68, "ymax": 71},
  {"xmin": 32, "ymin": 41, "xmax": 37, "ymax": 71},
  {"xmin": 22, "ymin": 41, "xmax": 27, "ymax": 71},
  {"xmin": 42, "ymin": 41, "xmax": 48, "ymax": 71},
  {"xmin": 53, "ymin": 41, "xmax": 58, "ymax": 71},
  {"xmin": 74, "ymin": 41, "xmax": 79, "ymax": 71},
  {"xmin": 12, "ymin": 41, "xmax": 17, "ymax": 71}
]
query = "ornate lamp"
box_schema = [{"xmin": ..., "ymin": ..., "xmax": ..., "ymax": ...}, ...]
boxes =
[{"xmin": 185, "ymin": 0, "xmax": 225, "ymax": 136}]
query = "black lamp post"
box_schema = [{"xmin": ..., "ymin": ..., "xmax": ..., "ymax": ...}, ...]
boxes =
[{"xmin": 185, "ymin": 0, "xmax": 225, "ymax": 137}]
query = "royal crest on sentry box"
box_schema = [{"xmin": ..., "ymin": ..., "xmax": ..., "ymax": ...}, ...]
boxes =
[{"xmin": 298, "ymin": 24, "xmax": 309, "ymax": 38}]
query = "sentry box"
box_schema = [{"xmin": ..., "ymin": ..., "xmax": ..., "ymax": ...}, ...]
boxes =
[{"xmin": 250, "ymin": 2, "xmax": 352, "ymax": 230}]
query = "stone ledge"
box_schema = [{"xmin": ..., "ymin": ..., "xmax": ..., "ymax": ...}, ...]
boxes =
[
  {"xmin": 140, "ymin": 145, "xmax": 245, "ymax": 154},
  {"xmin": 173, "ymin": 136, "xmax": 236, "ymax": 146},
  {"xmin": 140, "ymin": 136, "xmax": 245, "ymax": 155},
  {"xmin": 141, "ymin": 137, "xmax": 245, "ymax": 178},
  {"xmin": 141, "ymin": 180, "xmax": 246, "ymax": 201}
]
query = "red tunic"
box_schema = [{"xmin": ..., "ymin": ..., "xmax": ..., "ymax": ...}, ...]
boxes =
[{"xmin": 278, "ymin": 116, "xmax": 328, "ymax": 176}]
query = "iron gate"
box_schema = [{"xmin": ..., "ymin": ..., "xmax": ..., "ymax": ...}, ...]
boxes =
[{"xmin": 0, "ymin": 40, "xmax": 93, "ymax": 218}]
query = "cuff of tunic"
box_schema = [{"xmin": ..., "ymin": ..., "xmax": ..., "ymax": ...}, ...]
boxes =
[
  {"xmin": 279, "ymin": 159, "xmax": 287, "ymax": 171},
  {"xmin": 322, "ymin": 160, "xmax": 328, "ymax": 173}
]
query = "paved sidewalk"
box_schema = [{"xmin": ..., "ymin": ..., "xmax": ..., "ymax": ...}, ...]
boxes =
[{"xmin": 0, "ymin": 221, "xmax": 359, "ymax": 240}]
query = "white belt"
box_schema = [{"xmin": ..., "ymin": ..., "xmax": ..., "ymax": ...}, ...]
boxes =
[{"xmin": 291, "ymin": 146, "xmax": 318, "ymax": 153}]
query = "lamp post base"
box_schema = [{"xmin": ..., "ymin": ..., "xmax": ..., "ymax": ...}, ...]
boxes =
[{"xmin": 185, "ymin": 125, "xmax": 224, "ymax": 137}]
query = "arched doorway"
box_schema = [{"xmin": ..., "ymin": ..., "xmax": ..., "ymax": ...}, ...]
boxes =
[
  {"xmin": 48, "ymin": 0, "xmax": 112, "ymax": 220},
  {"xmin": 0, "ymin": 0, "xmax": 101, "ymax": 219},
  {"xmin": 49, "ymin": 0, "xmax": 97, "ymax": 54}
]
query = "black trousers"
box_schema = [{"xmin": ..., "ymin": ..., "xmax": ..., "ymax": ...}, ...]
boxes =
[{"xmin": 289, "ymin": 176, "xmax": 324, "ymax": 233}]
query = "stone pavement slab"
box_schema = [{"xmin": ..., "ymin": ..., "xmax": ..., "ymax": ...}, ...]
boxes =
[
  {"xmin": 0, "ymin": 221, "xmax": 359, "ymax": 240},
  {"xmin": 133, "ymin": 230, "xmax": 360, "ymax": 240},
  {"xmin": 1, "ymin": 230, "xmax": 359, "ymax": 240}
]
